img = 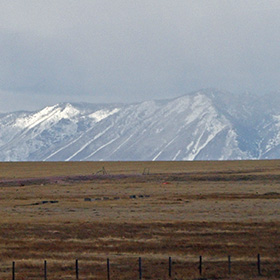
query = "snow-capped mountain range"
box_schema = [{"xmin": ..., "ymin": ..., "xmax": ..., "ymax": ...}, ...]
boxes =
[{"xmin": 1, "ymin": 89, "xmax": 280, "ymax": 161}]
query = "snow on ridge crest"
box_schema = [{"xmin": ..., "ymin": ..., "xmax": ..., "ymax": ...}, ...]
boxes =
[
  {"xmin": 89, "ymin": 108, "xmax": 120, "ymax": 122},
  {"xmin": 14, "ymin": 105, "xmax": 58, "ymax": 129},
  {"xmin": 14, "ymin": 103, "xmax": 80, "ymax": 129},
  {"xmin": 58, "ymin": 103, "xmax": 80, "ymax": 119}
]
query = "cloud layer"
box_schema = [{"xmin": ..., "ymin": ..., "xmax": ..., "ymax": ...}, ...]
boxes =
[{"xmin": 1, "ymin": 0, "xmax": 280, "ymax": 112}]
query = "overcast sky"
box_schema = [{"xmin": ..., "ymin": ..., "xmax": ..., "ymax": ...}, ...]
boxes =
[{"xmin": 1, "ymin": 0, "xmax": 280, "ymax": 112}]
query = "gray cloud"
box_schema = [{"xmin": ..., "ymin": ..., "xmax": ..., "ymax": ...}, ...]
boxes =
[{"xmin": 1, "ymin": 0, "xmax": 280, "ymax": 112}]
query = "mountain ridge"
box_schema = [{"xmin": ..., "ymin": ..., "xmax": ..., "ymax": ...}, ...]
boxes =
[{"xmin": 0, "ymin": 89, "xmax": 279, "ymax": 161}]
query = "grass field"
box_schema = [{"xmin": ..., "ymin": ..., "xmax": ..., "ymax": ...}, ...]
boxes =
[{"xmin": 0, "ymin": 160, "xmax": 280, "ymax": 279}]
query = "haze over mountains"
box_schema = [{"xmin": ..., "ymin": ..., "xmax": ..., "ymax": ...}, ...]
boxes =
[{"xmin": 1, "ymin": 89, "xmax": 280, "ymax": 161}]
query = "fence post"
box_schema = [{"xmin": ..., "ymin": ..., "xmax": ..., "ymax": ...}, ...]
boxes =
[
  {"xmin": 44, "ymin": 260, "xmax": 47, "ymax": 280},
  {"xmin": 139, "ymin": 257, "xmax": 142, "ymax": 280},
  {"xmin": 169, "ymin": 257, "xmax": 172, "ymax": 277},
  {"xmin": 107, "ymin": 258, "xmax": 110, "ymax": 280},
  {"xmin": 228, "ymin": 255, "xmax": 231, "ymax": 275},
  {"xmin": 76, "ymin": 259, "xmax": 79, "ymax": 279},
  {"xmin": 12, "ymin": 261, "xmax": 15, "ymax": 280},
  {"xmin": 199, "ymin": 256, "xmax": 202, "ymax": 276},
  {"xmin": 257, "ymin": 254, "xmax": 261, "ymax": 276}
]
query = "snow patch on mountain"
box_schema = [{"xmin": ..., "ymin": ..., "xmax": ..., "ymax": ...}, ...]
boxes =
[{"xmin": 89, "ymin": 108, "xmax": 120, "ymax": 122}]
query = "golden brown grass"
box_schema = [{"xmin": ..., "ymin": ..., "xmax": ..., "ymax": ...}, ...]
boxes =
[
  {"xmin": 0, "ymin": 160, "xmax": 280, "ymax": 279},
  {"xmin": 1, "ymin": 159, "xmax": 280, "ymax": 179}
]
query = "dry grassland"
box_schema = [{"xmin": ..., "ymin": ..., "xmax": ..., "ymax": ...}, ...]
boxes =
[{"xmin": 0, "ymin": 160, "xmax": 280, "ymax": 279}]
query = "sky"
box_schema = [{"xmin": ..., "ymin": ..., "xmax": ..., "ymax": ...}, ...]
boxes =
[{"xmin": 0, "ymin": 0, "xmax": 280, "ymax": 113}]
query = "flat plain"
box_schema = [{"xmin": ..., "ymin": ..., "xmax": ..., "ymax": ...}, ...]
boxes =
[{"xmin": 0, "ymin": 160, "xmax": 280, "ymax": 279}]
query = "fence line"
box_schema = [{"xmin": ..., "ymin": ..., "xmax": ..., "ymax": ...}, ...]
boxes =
[{"xmin": 7, "ymin": 253, "xmax": 274, "ymax": 279}]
